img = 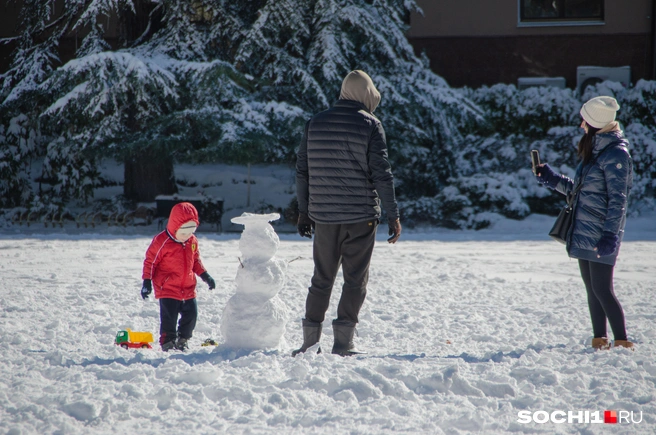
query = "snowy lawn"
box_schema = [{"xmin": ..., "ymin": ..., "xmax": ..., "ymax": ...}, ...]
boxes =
[{"xmin": 0, "ymin": 215, "xmax": 655, "ymax": 434}]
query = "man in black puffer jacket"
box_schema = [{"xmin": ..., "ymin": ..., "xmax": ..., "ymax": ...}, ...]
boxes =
[{"xmin": 293, "ymin": 70, "xmax": 401, "ymax": 357}]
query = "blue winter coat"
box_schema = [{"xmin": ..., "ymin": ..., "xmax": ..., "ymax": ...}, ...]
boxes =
[{"xmin": 553, "ymin": 131, "xmax": 633, "ymax": 265}]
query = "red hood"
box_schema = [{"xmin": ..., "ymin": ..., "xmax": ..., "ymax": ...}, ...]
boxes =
[{"xmin": 166, "ymin": 202, "xmax": 200, "ymax": 235}]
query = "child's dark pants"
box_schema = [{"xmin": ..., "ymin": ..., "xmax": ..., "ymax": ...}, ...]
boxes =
[{"xmin": 159, "ymin": 298, "xmax": 197, "ymax": 345}]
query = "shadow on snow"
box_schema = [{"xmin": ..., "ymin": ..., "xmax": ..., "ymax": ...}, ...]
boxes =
[
  {"xmin": 367, "ymin": 343, "xmax": 568, "ymax": 363},
  {"xmin": 53, "ymin": 343, "xmax": 570, "ymax": 369},
  {"xmin": 56, "ymin": 345, "xmax": 281, "ymax": 369}
]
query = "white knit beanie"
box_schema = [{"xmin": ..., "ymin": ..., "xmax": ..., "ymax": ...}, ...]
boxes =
[{"xmin": 580, "ymin": 96, "xmax": 620, "ymax": 129}]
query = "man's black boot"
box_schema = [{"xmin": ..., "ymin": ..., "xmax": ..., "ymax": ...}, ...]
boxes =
[
  {"xmin": 331, "ymin": 320, "xmax": 365, "ymax": 356},
  {"xmin": 292, "ymin": 319, "xmax": 322, "ymax": 356}
]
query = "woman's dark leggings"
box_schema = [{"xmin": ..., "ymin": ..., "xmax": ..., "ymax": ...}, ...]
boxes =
[{"xmin": 578, "ymin": 259, "xmax": 627, "ymax": 341}]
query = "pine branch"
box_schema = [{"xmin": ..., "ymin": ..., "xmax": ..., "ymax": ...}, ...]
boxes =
[
  {"xmin": 0, "ymin": 36, "xmax": 21, "ymax": 44},
  {"xmin": 130, "ymin": 2, "xmax": 163, "ymax": 47},
  {"xmin": 42, "ymin": 12, "xmax": 70, "ymax": 34}
]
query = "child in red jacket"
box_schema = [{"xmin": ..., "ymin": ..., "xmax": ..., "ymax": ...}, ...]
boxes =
[{"xmin": 141, "ymin": 202, "xmax": 216, "ymax": 351}]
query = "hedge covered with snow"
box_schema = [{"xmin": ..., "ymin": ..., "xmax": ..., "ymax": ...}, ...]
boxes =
[{"xmin": 398, "ymin": 80, "xmax": 656, "ymax": 228}]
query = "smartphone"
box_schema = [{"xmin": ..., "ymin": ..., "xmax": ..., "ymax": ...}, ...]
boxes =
[{"xmin": 531, "ymin": 150, "xmax": 540, "ymax": 175}]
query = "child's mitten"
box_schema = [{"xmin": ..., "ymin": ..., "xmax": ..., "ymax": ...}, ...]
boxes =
[
  {"xmin": 200, "ymin": 272, "xmax": 216, "ymax": 290},
  {"xmin": 141, "ymin": 279, "xmax": 152, "ymax": 299}
]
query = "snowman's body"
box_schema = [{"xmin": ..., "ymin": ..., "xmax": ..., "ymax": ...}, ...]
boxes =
[{"xmin": 221, "ymin": 213, "xmax": 288, "ymax": 349}]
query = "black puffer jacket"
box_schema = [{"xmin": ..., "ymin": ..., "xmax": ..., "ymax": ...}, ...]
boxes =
[
  {"xmin": 553, "ymin": 131, "xmax": 633, "ymax": 265},
  {"xmin": 296, "ymin": 99, "xmax": 399, "ymax": 224}
]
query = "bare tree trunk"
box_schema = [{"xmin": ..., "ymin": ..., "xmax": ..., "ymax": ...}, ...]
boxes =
[{"xmin": 124, "ymin": 153, "xmax": 177, "ymax": 202}]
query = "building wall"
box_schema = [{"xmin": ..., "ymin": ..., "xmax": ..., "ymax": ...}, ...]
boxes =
[
  {"xmin": 410, "ymin": 33, "xmax": 650, "ymax": 88},
  {"xmin": 408, "ymin": 0, "xmax": 654, "ymax": 88}
]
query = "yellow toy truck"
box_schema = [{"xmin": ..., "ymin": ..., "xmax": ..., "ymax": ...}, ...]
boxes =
[{"xmin": 115, "ymin": 329, "xmax": 154, "ymax": 349}]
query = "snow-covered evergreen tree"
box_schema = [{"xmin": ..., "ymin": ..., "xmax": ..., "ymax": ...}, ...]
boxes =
[
  {"xmin": 1, "ymin": 0, "xmax": 57, "ymax": 207},
  {"xmin": 234, "ymin": 0, "xmax": 483, "ymax": 197},
  {"xmin": 136, "ymin": 1, "xmax": 309, "ymax": 165},
  {"xmin": 0, "ymin": 0, "xmax": 136, "ymax": 206}
]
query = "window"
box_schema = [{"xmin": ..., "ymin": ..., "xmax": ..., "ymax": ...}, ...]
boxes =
[{"xmin": 520, "ymin": 0, "xmax": 603, "ymax": 23}]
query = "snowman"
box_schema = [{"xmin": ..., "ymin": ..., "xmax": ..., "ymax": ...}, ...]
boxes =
[{"xmin": 220, "ymin": 212, "xmax": 289, "ymax": 350}]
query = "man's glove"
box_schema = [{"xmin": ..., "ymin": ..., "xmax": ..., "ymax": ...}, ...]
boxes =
[
  {"xmin": 594, "ymin": 232, "xmax": 619, "ymax": 257},
  {"xmin": 141, "ymin": 279, "xmax": 152, "ymax": 300},
  {"xmin": 200, "ymin": 272, "xmax": 216, "ymax": 290},
  {"xmin": 388, "ymin": 218, "xmax": 402, "ymax": 244},
  {"xmin": 297, "ymin": 213, "xmax": 314, "ymax": 239},
  {"xmin": 535, "ymin": 163, "xmax": 561, "ymax": 189}
]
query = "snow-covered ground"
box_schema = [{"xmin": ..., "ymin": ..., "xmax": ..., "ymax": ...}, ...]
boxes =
[{"xmin": 1, "ymin": 211, "xmax": 655, "ymax": 434}]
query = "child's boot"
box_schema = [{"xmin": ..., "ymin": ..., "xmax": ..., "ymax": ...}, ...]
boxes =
[
  {"xmin": 591, "ymin": 337, "xmax": 610, "ymax": 350},
  {"xmin": 161, "ymin": 341, "xmax": 176, "ymax": 352},
  {"xmin": 613, "ymin": 340, "xmax": 634, "ymax": 350},
  {"xmin": 176, "ymin": 337, "xmax": 189, "ymax": 351}
]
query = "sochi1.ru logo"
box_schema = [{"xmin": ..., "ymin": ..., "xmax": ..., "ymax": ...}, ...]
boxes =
[{"xmin": 517, "ymin": 410, "xmax": 643, "ymax": 424}]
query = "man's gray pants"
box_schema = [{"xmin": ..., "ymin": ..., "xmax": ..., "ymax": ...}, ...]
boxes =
[{"xmin": 305, "ymin": 219, "xmax": 378, "ymax": 325}]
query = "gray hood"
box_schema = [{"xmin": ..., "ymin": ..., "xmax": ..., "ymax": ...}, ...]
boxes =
[{"xmin": 339, "ymin": 70, "xmax": 381, "ymax": 113}]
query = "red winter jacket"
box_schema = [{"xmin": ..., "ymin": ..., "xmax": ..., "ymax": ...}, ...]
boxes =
[{"xmin": 142, "ymin": 203, "xmax": 207, "ymax": 300}]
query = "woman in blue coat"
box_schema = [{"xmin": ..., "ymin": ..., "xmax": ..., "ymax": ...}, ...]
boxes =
[{"xmin": 536, "ymin": 96, "xmax": 634, "ymax": 350}]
